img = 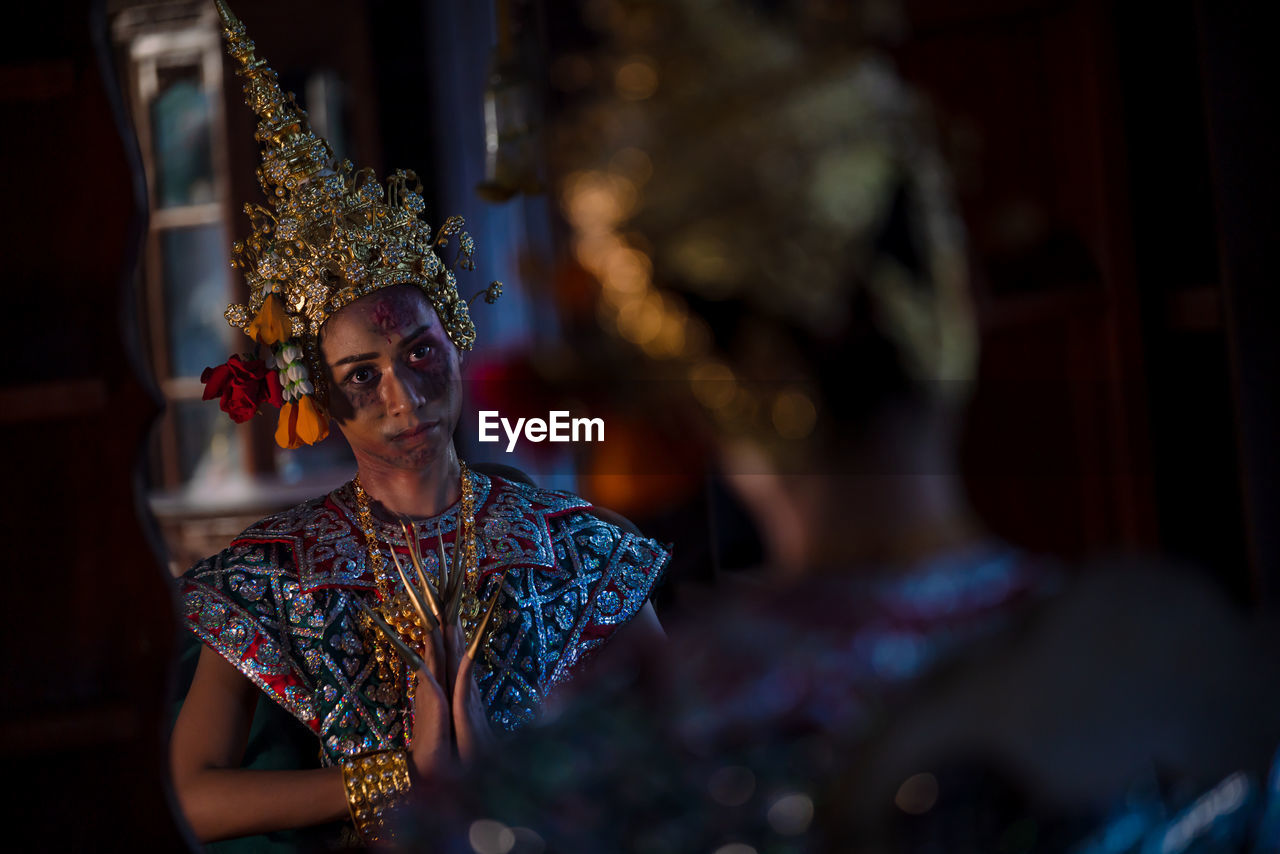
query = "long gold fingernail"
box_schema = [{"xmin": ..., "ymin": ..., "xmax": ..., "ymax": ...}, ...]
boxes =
[
  {"xmin": 399, "ymin": 519, "xmax": 443, "ymax": 623},
  {"xmin": 390, "ymin": 540, "xmax": 439, "ymax": 631}
]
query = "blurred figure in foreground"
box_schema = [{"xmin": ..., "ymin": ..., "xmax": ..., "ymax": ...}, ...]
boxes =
[{"xmin": 397, "ymin": 1, "xmax": 1280, "ymax": 850}]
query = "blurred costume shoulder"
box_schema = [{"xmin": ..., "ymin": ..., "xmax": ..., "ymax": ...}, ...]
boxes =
[
  {"xmin": 845, "ymin": 556, "xmax": 1280, "ymax": 851},
  {"xmin": 177, "ymin": 469, "xmax": 670, "ymax": 762}
]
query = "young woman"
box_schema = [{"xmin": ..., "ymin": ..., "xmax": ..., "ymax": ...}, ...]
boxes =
[{"xmin": 170, "ymin": 3, "xmax": 666, "ymax": 846}]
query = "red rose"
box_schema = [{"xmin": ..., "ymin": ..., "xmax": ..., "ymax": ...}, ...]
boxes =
[{"xmin": 201, "ymin": 354, "xmax": 284, "ymax": 423}]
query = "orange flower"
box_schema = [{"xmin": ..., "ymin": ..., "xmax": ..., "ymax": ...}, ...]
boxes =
[
  {"xmin": 247, "ymin": 292, "xmax": 290, "ymax": 346},
  {"xmin": 274, "ymin": 396, "xmax": 330, "ymax": 449},
  {"xmin": 295, "ymin": 395, "xmax": 329, "ymax": 445},
  {"xmin": 275, "ymin": 401, "xmax": 301, "ymax": 449}
]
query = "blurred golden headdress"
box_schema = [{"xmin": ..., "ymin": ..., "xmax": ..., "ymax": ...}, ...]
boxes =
[
  {"xmin": 210, "ymin": 0, "xmax": 501, "ymax": 447},
  {"xmin": 558, "ymin": 0, "xmax": 976, "ymax": 444}
]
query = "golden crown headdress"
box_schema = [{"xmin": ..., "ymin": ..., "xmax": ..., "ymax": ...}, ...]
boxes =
[{"xmin": 205, "ymin": 0, "xmax": 501, "ymax": 448}]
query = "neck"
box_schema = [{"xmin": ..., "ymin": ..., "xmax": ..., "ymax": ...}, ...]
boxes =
[
  {"xmin": 354, "ymin": 444, "xmax": 462, "ymax": 518},
  {"xmin": 723, "ymin": 406, "xmax": 984, "ymax": 575}
]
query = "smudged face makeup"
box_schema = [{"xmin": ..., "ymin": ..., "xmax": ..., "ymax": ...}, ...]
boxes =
[{"xmin": 320, "ymin": 285, "xmax": 463, "ymax": 470}]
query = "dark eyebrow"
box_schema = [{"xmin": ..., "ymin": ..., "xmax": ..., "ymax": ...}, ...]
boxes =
[
  {"xmin": 400, "ymin": 326, "xmax": 432, "ymax": 348},
  {"xmin": 332, "ymin": 351, "xmax": 379, "ymax": 368}
]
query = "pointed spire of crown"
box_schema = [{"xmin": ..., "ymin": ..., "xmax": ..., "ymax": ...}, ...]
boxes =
[{"xmin": 214, "ymin": 0, "xmax": 334, "ymax": 201}]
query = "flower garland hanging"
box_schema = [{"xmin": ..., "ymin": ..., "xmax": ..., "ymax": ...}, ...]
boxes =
[{"xmin": 201, "ymin": 289, "xmax": 329, "ymax": 448}]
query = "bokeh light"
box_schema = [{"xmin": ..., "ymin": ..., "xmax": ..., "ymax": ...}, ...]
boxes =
[
  {"xmin": 894, "ymin": 772, "xmax": 939, "ymax": 815},
  {"xmin": 615, "ymin": 56, "xmax": 659, "ymax": 100},
  {"xmin": 771, "ymin": 389, "xmax": 817, "ymax": 439},
  {"xmin": 469, "ymin": 818, "xmax": 517, "ymax": 854},
  {"xmin": 766, "ymin": 792, "xmax": 815, "ymax": 835}
]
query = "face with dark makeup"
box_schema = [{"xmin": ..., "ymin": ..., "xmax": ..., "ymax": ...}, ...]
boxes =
[{"xmin": 319, "ymin": 284, "xmax": 463, "ymax": 471}]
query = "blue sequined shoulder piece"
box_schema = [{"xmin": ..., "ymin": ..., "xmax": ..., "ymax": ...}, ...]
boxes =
[{"xmin": 470, "ymin": 474, "xmax": 672, "ymax": 730}]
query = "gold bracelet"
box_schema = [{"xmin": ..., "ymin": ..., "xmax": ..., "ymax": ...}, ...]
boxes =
[{"xmin": 340, "ymin": 749, "xmax": 412, "ymax": 843}]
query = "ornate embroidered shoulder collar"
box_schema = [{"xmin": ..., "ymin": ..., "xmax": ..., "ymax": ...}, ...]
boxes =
[{"xmin": 230, "ymin": 472, "xmax": 593, "ymax": 593}]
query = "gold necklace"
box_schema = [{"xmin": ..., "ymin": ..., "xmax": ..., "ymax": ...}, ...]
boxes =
[{"xmin": 351, "ymin": 463, "xmax": 479, "ymax": 682}]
